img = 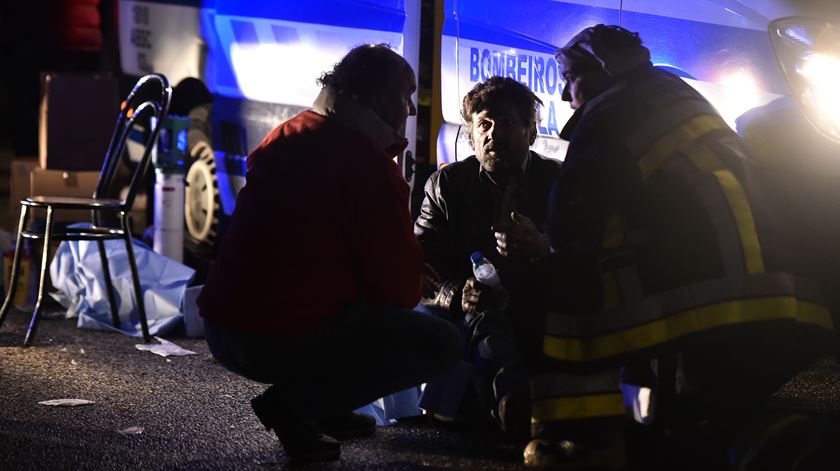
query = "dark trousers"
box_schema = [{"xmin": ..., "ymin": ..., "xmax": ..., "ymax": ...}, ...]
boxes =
[
  {"xmin": 204, "ymin": 304, "xmax": 462, "ymax": 421},
  {"xmin": 416, "ymin": 304, "xmax": 535, "ymax": 419}
]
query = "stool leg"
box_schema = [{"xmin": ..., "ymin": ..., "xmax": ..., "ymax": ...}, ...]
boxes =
[
  {"xmin": 0, "ymin": 205, "xmax": 30, "ymax": 329},
  {"xmin": 122, "ymin": 213, "xmax": 151, "ymax": 343},
  {"xmin": 97, "ymin": 240, "xmax": 120, "ymax": 328},
  {"xmin": 24, "ymin": 206, "xmax": 54, "ymax": 347}
]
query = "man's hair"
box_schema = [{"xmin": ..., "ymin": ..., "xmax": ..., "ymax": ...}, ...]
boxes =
[
  {"xmin": 461, "ymin": 76, "xmax": 543, "ymax": 146},
  {"xmin": 317, "ymin": 44, "xmax": 408, "ymax": 101}
]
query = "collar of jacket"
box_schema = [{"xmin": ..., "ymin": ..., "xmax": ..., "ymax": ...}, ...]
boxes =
[
  {"xmin": 559, "ymin": 106, "xmax": 585, "ymax": 141},
  {"xmin": 312, "ymin": 86, "xmax": 408, "ymax": 157},
  {"xmin": 559, "ymin": 63, "xmax": 654, "ymax": 141},
  {"xmin": 477, "ymin": 150, "xmax": 531, "ymax": 184}
]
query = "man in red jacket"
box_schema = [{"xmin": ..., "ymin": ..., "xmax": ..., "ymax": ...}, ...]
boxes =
[{"xmin": 198, "ymin": 44, "xmax": 462, "ymax": 463}]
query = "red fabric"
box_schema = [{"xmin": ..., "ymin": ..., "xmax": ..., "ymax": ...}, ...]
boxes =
[
  {"xmin": 47, "ymin": 0, "xmax": 103, "ymax": 52},
  {"xmin": 198, "ymin": 111, "xmax": 424, "ymax": 335}
]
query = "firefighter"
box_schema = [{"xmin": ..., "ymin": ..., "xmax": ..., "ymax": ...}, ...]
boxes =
[{"xmin": 524, "ymin": 25, "xmax": 836, "ymax": 468}]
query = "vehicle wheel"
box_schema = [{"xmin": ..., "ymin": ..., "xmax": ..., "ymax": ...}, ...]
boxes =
[{"xmin": 185, "ymin": 140, "xmax": 220, "ymax": 247}]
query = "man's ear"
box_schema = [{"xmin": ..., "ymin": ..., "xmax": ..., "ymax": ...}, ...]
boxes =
[
  {"xmin": 465, "ymin": 124, "xmax": 475, "ymax": 150},
  {"xmin": 528, "ymin": 125, "xmax": 537, "ymax": 145}
]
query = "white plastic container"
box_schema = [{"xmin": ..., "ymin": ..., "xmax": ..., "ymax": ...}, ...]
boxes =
[{"xmin": 153, "ymin": 171, "xmax": 185, "ymax": 262}]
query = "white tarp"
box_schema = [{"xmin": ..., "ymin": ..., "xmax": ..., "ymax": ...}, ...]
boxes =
[{"xmin": 50, "ymin": 234, "xmax": 195, "ymax": 337}]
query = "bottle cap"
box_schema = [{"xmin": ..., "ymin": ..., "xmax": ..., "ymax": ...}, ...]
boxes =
[{"xmin": 470, "ymin": 251, "xmax": 484, "ymax": 264}]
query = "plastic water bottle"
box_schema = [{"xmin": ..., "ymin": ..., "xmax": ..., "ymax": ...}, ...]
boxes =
[{"xmin": 470, "ymin": 251, "xmax": 501, "ymax": 288}]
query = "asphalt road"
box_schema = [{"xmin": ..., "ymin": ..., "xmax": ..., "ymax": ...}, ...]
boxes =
[
  {"xmin": 0, "ymin": 308, "xmax": 527, "ymax": 470},
  {"xmin": 3, "ymin": 307, "xmax": 840, "ymax": 470}
]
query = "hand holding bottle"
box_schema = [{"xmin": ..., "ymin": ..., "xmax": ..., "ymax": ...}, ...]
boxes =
[{"xmin": 461, "ymin": 252, "xmax": 510, "ymax": 313}]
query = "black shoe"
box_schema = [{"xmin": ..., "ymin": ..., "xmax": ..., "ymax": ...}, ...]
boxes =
[
  {"xmin": 251, "ymin": 394, "xmax": 340, "ymax": 462},
  {"xmin": 498, "ymin": 391, "xmax": 531, "ymax": 440},
  {"xmin": 320, "ymin": 411, "xmax": 377, "ymax": 439}
]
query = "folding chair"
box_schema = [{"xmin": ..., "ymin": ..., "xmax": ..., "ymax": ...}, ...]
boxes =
[{"xmin": 0, "ymin": 74, "xmax": 172, "ymax": 346}]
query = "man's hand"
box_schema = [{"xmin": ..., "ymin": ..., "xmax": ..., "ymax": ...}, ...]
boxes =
[
  {"xmin": 461, "ymin": 277, "xmax": 482, "ymax": 313},
  {"xmin": 492, "ymin": 212, "xmax": 550, "ymax": 259},
  {"xmin": 461, "ymin": 277, "xmax": 511, "ymax": 313},
  {"xmin": 422, "ymin": 263, "xmax": 442, "ymax": 299}
]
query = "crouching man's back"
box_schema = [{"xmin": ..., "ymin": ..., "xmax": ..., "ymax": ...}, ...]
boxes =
[{"xmin": 198, "ymin": 44, "xmax": 462, "ymax": 463}]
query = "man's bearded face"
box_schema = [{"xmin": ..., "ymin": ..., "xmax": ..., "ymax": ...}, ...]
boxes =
[{"xmin": 470, "ymin": 99, "xmax": 532, "ymax": 173}]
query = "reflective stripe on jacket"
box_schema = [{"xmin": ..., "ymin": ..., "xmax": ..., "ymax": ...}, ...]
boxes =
[{"xmin": 530, "ymin": 370, "xmax": 624, "ymax": 423}]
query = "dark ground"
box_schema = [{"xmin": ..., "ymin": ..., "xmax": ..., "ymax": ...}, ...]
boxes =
[
  {"xmin": 3, "ymin": 306, "xmax": 840, "ymax": 470},
  {"xmin": 0, "ymin": 307, "xmax": 527, "ymax": 471}
]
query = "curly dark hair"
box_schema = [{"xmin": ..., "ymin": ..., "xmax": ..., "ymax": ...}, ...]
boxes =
[
  {"xmin": 461, "ymin": 76, "xmax": 543, "ymax": 147},
  {"xmin": 317, "ymin": 44, "xmax": 408, "ymax": 102}
]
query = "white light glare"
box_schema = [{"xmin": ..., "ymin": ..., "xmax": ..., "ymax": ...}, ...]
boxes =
[
  {"xmin": 231, "ymin": 42, "xmax": 331, "ymax": 106},
  {"xmin": 798, "ymin": 53, "xmax": 840, "ymax": 131},
  {"xmin": 716, "ymin": 70, "xmax": 762, "ymax": 128}
]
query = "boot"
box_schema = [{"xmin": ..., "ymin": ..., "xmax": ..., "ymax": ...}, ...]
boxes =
[
  {"xmin": 523, "ymin": 429, "xmax": 626, "ymax": 470},
  {"xmin": 497, "ymin": 391, "xmax": 531, "ymax": 440},
  {"xmin": 250, "ymin": 393, "xmax": 340, "ymax": 462},
  {"xmin": 523, "ymin": 438, "xmax": 592, "ymax": 469},
  {"xmin": 320, "ymin": 411, "xmax": 377, "ymax": 439}
]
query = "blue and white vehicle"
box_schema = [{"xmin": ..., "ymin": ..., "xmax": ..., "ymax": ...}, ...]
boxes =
[
  {"xmin": 121, "ymin": 0, "xmax": 421, "ymax": 247},
  {"xmin": 436, "ymin": 0, "xmax": 840, "ymax": 163},
  {"xmin": 119, "ymin": 0, "xmax": 840, "ymax": 249}
]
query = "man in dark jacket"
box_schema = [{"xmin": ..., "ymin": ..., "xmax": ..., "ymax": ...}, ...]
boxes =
[
  {"xmin": 525, "ymin": 25, "xmax": 835, "ymax": 469},
  {"xmin": 415, "ymin": 76, "xmax": 561, "ymax": 436},
  {"xmin": 198, "ymin": 44, "xmax": 462, "ymax": 463}
]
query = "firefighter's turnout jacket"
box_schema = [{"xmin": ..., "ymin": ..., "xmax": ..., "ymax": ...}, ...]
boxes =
[{"xmin": 532, "ymin": 64, "xmax": 835, "ymax": 431}]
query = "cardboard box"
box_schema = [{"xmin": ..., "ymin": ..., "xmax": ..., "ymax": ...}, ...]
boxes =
[
  {"xmin": 9, "ymin": 157, "xmax": 38, "ymax": 223},
  {"xmin": 29, "ymin": 168, "xmax": 100, "ymax": 223},
  {"xmin": 38, "ymin": 73, "xmax": 119, "ymax": 171}
]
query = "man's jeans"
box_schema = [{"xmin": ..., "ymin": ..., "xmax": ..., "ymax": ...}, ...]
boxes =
[{"xmin": 204, "ymin": 304, "xmax": 462, "ymax": 421}]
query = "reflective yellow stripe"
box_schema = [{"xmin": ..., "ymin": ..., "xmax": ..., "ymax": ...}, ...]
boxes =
[
  {"xmin": 687, "ymin": 146, "xmax": 765, "ymax": 273},
  {"xmin": 544, "ymin": 334, "xmax": 586, "ymax": 361},
  {"xmin": 713, "ymin": 169, "xmax": 764, "ymax": 273},
  {"xmin": 637, "ymin": 115, "xmax": 728, "ymax": 180},
  {"xmin": 531, "ymin": 393, "xmax": 625, "ymax": 423},
  {"xmin": 544, "ymin": 297, "xmax": 833, "ymax": 362}
]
